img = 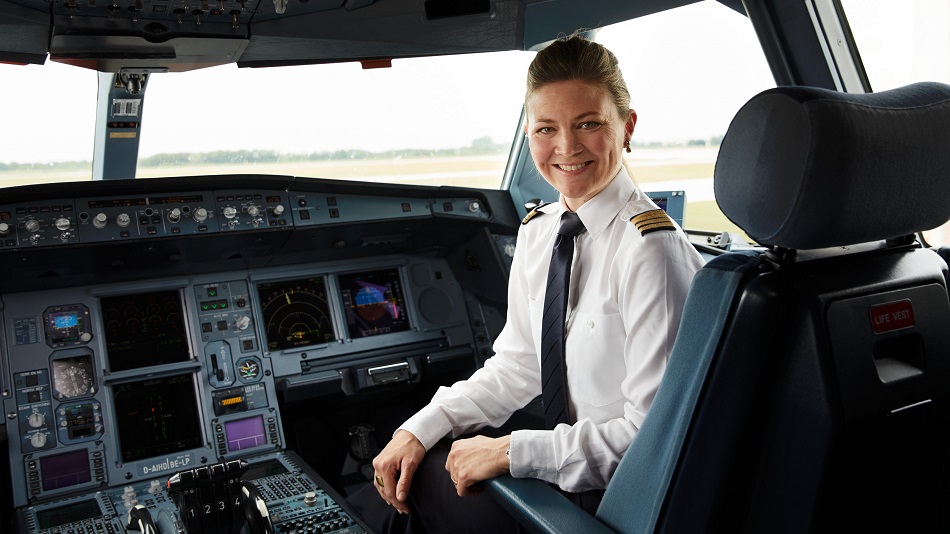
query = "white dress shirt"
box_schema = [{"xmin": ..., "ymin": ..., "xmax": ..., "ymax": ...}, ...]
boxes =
[{"xmin": 399, "ymin": 167, "xmax": 705, "ymax": 492}]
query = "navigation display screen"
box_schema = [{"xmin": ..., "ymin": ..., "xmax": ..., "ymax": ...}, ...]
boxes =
[
  {"xmin": 337, "ymin": 268, "xmax": 411, "ymax": 338},
  {"xmin": 112, "ymin": 374, "xmax": 203, "ymax": 463},
  {"xmin": 100, "ymin": 290, "xmax": 190, "ymax": 372},
  {"xmin": 225, "ymin": 415, "xmax": 267, "ymax": 452},
  {"xmin": 258, "ymin": 277, "xmax": 336, "ymax": 351},
  {"xmin": 40, "ymin": 449, "xmax": 91, "ymax": 491}
]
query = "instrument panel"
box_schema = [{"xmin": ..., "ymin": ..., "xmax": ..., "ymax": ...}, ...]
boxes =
[
  {"xmin": 2, "ymin": 253, "xmax": 474, "ymax": 509},
  {"xmin": 0, "ymin": 176, "xmax": 512, "ymax": 533}
]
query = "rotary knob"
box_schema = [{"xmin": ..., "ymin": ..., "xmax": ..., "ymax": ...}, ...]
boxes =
[
  {"xmin": 247, "ymin": 205, "xmax": 260, "ymax": 217},
  {"xmin": 24, "ymin": 219, "xmax": 40, "ymax": 233},
  {"xmin": 0, "ymin": 222, "xmax": 10, "ymax": 237},
  {"xmin": 223, "ymin": 207, "xmax": 237, "ymax": 219},
  {"xmin": 55, "ymin": 217, "xmax": 71, "ymax": 231},
  {"xmin": 272, "ymin": 204, "xmax": 285, "ymax": 217},
  {"xmin": 168, "ymin": 208, "xmax": 181, "ymax": 223},
  {"xmin": 93, "ymin": 213, "xmax": 108, "ymax": 229},
  {"xmin": 235, "ymin": 316, "xmax": 251, "ymax": 331},
  {"xmin": 28, "ymin": 412, "xmax": 45, "ymax": 428},
  {"xmin": 30, "ymin": 432, "xmax": 47, "ymax": 448},
  {"xmin": 117, "ymin": 213, "xmax": 131, "ymax": 227},
  {"xmin": 193, "ymin": 207, "xmax": 208, "ymax": 223}
]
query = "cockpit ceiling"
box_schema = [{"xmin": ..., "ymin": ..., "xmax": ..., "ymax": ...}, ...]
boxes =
[{"xmin": 0, "ymin": 0, "xmax": 706, "ymax": 71}]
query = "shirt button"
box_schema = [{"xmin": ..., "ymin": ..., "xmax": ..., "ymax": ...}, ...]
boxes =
[{"xmin": 587, "ymin": 319, "xmax": 595, "ymax": 329}]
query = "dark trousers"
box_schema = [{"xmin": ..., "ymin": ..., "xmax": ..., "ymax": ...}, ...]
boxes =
[
  {"xmin": 346, "ymin": 443, "xmax": 521, "ymax": 534},
  {"xmin": 346, "ymin": 442, "xmax": 604, "ymax": 533}
]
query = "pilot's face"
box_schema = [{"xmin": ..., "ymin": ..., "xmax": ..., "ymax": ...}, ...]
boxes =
[{"xmin": 525, "ymin": 80, "xmax": 636, "ymax": 211}]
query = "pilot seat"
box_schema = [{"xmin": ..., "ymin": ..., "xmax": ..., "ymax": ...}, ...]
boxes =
[{"xmin": 488, "ymin": 81, "xmax": 950, "ymax": 533}]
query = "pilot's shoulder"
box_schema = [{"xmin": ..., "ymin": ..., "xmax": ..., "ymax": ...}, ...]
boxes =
[
  {"xmin": 521, "ymin": 201, "xmax": 557, "ymax": 225},
  {"xmin": 627, "ymin": 206, "xmax": 676, "ymax": 237}
]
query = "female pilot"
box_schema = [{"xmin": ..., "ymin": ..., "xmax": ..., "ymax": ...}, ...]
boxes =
[{"xmin": 349, "ymin": 33, "xmax": 704, "ymax": 533}]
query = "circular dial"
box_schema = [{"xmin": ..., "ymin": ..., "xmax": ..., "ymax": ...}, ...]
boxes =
[
  {"xmin": 52, "ymin": 355, "xmax": 95, "ymax": 399},
  {"xmin": 258, "ymin": 277, "xmax": 336, "ymax": 351},
  {"xmin": 237, "ymin": 358, "xmax": 260, "ymax": 381}
]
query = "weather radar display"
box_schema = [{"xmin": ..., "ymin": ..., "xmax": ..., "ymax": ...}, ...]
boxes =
[
  {"xmin": 338, "ymin": 268, "xmax": 411, "ymax": 338},
  {"xmin": 258, "ymin": 277, "xmax": 337, "ymax": 351}
]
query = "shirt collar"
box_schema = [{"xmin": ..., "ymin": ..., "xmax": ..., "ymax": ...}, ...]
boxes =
[{"xmin": 574, "ymin": 167, "xmax": 636, "ymax": 241}]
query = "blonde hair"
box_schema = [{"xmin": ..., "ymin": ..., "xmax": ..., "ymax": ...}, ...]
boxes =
[{"xmin": 525, "ymin": 32, "xmax": 632, "ymax": 121}]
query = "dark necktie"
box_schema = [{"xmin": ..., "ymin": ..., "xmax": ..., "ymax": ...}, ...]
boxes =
[{"xmin": 541, "ymin": 211, "xmax": 586, "ymax": 429}]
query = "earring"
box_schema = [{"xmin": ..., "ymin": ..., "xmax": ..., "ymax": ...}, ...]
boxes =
[{"xmin": 624, "ymin": 140, "xmax": 631, "ymax": 153}]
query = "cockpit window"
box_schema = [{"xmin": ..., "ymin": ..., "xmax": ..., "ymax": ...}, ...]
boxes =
[
  {"xmin": 595, "ymin": 1, "xmax": 774, "ymax": 234},
  {"xmin": 136, "ymin": 52, "xmax": 534, "ymax": 188},
  {"xmin": 0, "ymin": 61, "xmax": 98, "ymax": 186}
]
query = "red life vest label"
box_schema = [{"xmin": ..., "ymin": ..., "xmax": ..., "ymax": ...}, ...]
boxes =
[{"xmin": 869, "ymin": 299, "xmax": 915, "ymax": 334}]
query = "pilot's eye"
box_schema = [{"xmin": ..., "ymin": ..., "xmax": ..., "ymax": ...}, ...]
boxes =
[
  {"xmin": 579, "ymin": 121, "xmax": 601, "ymax": 130},
  {"xmin": 536, "ymin": 127, "xmax": 554, "ymax": 135}
]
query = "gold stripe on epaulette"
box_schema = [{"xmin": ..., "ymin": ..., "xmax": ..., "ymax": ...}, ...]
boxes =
[
  {"xmin": 521, "ymin": 202, "xmax": 551, "ymax": 225},
  {"xmin": 630, "ymin": 209, "xmax": 675, "ymax": 236}
]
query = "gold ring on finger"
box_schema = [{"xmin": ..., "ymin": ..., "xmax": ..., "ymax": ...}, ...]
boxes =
[{"xmin": 375, "ymin": 474, "xmax": 385, "ymax": 488}]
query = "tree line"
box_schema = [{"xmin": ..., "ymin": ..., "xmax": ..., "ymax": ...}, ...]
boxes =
[{"xmin": 0, "ymin": 135, "xmax": 723, "ymax": 172}]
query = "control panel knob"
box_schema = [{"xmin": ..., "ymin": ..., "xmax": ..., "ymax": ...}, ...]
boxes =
[
  {"xmin": 272, "ymin": 204, "xmax": 285, "ymax": 217},
  {"xmin": 247, "ymin": 205, "xmax": 260, "ymax": 217},
  {"xmin": 467, "ymin": 201, "xmax": 481, "ymax": 213},
  {"xmin": 193, "ymin": 207, "xmax": 208, "ymax": 223},
  {"xmin": 168, "ymin": 208, "xmax": 182, "ymax": 223},
  {"xmin": 223, "ymin": 207, "xmax": 237, "ymax": 219},
  {"xmin": 80, "ymin": 332, "xmax": 93, "ymax": 342},
  {"xmin": 117, "ymin": 213, "xmax": 131, "ymax": 227},
  {"xmin": 93, "ymin": 213, "xmax": 108, "ymax": 229},
  {"xmin": 0, "ymin": 222, "xmax": 9, "ymax": 236},
  {"xmin": 235, "ymin": 316, "xmax": 251, "ymax": 331},
  {"xmin": 304, "ymin": 491, "xmax": 317, "ymax": 506},
  {"xmin": 30, "ymin": 432, "xmax": 47, "ymax": 448},
  {"xmin": 28, "ymin": 412, "xmax": 45, "ymax": 428},
  {"xmin": 54, "ymin": 217, "xmax": 71, "ymax": 231},
  {"xmin": 24, "ymin": 219, "xmax": 40, "ymax": 233}
]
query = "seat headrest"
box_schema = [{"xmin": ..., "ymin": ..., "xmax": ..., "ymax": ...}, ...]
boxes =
[{"xmin": 714, "ymin": 82, "xmax": 950, "ymax": 249}]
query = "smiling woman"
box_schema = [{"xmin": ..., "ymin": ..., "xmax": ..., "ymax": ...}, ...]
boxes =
[{"xmin": 524, "ymin": 79, "xmax": 634, "ymax": 211}]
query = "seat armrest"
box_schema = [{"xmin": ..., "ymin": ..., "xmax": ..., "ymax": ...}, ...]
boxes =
[{"xmin": 486, "ymin": 475, "xmax": 614, "ymax": 534}]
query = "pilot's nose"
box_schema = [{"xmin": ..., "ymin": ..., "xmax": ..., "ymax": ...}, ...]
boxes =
[{"xmin": 554, "ymin": 129, "xmax": 581, "ymax": 156}]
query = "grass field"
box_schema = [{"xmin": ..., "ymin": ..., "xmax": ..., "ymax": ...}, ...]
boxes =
[{"xmin": 0, "ymin": 149, "xmax": 745, "ymax": 234}]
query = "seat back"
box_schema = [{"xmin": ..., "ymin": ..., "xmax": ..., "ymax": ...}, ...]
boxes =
[{"xmin": 597, "ymin": 83, "xmax": 950, "ymax": 533}]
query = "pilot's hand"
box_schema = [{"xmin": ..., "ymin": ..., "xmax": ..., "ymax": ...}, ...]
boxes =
[
  {"xmin": 371, "ymin": 429, "xmax": 426, "ymax": 514},
  {"xmin": 445, "ymin": 434, "xmax": 511, "ymax": 497}
]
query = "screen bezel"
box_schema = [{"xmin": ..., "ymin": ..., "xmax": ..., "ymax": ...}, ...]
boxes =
[
  {"xmin": 99, "ymin": 289, "xmax": 192, "ymax": 373},
  {"xmin": 256, "ymin": 275, "xmax": 338, "ymax": 352},
  {"xmin": 336, "ymin": 266, "xmax": 412, "ymax": 340},
  {"xmin": 223, "ymin": 414, "xmax": 268, "ymax": 453},
  {"xmin": 39, "ymin": 449, "xmax": 92, "ymax": 492},
  {"xmin": 111, "ymin": 372, "xmax": 205, "ymax": 464}
]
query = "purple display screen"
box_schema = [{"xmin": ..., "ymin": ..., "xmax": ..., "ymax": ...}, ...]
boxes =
[
  {"xmin": 41, "ymin": 449, "xmax": 91, "ymax": 491},
  {"xmin": 224, "ymin": 416, "xmax": 267, "ymax": 452}
]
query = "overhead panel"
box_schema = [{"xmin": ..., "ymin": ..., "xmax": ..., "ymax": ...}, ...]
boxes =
[{"xmin": 0, "ymin": 0, "xmax": 50, "ymax": 64}]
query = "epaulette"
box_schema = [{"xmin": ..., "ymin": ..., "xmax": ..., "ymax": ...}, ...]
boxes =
[
  {"xmin": 630, "ymin": 209, "xmax": 676, "ymax": 236},
  {"xmin": 521, "ymin": 201, "xmax": 553, "ymax": 225}
]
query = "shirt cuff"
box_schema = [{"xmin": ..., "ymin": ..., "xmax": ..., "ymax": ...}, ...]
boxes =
[
  {"xmin": 397, "ymin": 404, "xmax": 455, "ymax": 451},
  {"xmin": 508, "ymin": 429, "xmax": 558, "ymax": 484}
]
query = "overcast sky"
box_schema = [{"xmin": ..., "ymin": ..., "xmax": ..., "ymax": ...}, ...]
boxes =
[{"xmin": 1, "ymin": 0, "xmax": 947, "ymax": 164}]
